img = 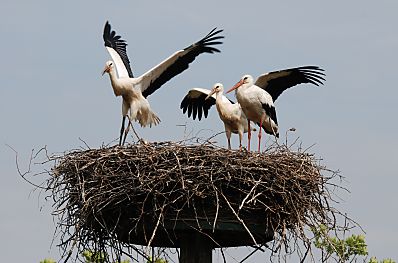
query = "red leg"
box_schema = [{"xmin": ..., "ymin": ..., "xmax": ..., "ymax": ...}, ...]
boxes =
[
  {"xmin": 258, "ymin": 113, "xmax": 265, "ymax": 152},
  {"xmin": 258, "ymin": 121, "xmax": 262, "ymax": 152},
  {"xmin": 247, "ymin": 120, "xmax": 251, "ymax": 151},
  {"xmin": 239, "ymin": 131, "xmax": 243, "ymax": 151}
]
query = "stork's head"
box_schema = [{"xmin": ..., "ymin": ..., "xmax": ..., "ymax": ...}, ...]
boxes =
[
  {"xmin": 102, "ymin": 61, "xmax": 114, "ymax": 76},
  {"xmin": 205, "ymin": 83, "xmax": 224, "ymax": 100},
  {"xmin": 226, "ymin": 74, "xmax": 254, "ymax": 94}
]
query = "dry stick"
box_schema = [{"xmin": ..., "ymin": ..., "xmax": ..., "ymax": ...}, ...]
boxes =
[
  {"xmin": 299, "ymin": 243, "xmax": 311, "ymax": 263},
  {"xmin": 200, "ymin": 131, "xmax": 226, "ymax": 147},
  {"xmin": 192, "ymin": 199, "xmax": 202, "ymax": 231},
  {"xmin": 238, "ymin": 245, "xmax": 265, "ymax": 263},
  {"xmin": 62, "ymin": 222, "xmax": 81, "ymax": 263},
  {"xmin": 121, "ymin": 244, "xmax": 150, "ymax": 263},
  {"xmin": 210, "ymin": 171, "xmax": 220, "ymax": 233},
  {"xmin": 219, "ymin": 191, "xmax": 258, "ymax": 245},
  {"xmin": 187, "ymin": 224, "xmax": 222, "ymax": 248},
  {"xmin": 7, "ymin": 145, "xmax": 47, "ymax": 189},
  {"xmin": 173, "ymin": 151, "xmax": 185, "ymax": 189},
  {"xmin": 78, "ymin": 137, "xmax": 91, "ymax": 150},
  {"xmin": 238, "ymin": 179, "xmax": 261, "ymax": 211},
  {"xmin": 247, "ymin": 192, "xmax": 263, "ymax": 206},
  {"xmin": 147, "ymin": 205, "xmax": 165, "ymax": 248},
  {"xmin": 220, "ymin": 247, "xmax": 227, "ymax": 263},
  {"xmin": 212, "ymin": 188, "xmax": 220, "ymax": 233}
]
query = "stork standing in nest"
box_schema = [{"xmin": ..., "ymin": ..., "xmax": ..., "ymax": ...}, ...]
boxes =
[
  {"xmin": 181, "ymin": 83, "xmax": 255, "ymax": 150},
  {"xmin": 227, "ymin": 66, "xmax": 325, "ymax": 152},
  {"xmin": 102, "ymin": 21, "xmax": 224, "ymax": 145}
]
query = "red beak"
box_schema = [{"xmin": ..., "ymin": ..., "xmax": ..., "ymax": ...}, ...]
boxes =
[
  {"xmin": 102, "ymin": 65, "xmax": 110, "ymax": 76},
  {"xmin": 226, "ymin": 80, "xmax": 243, "ymax": 94}
]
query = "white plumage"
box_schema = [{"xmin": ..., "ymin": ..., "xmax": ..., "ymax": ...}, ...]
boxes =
[
  {"xmin": 227, "ymin": 66, "xmax": 325, "ymax": 151},
  {"xmin": 103, "ymin": 61, "xmax": 160, "ymax": 128},
  {"xmin": 102, "ymin": 21, "xmax": 224, "ymax": 145},
  {"xmin": 180, "ymin": 83, "xmax": 255, "ymax": 149}
]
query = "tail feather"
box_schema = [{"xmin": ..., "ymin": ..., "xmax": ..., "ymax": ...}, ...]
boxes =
[
  {"xmin": 257, "ymin": 121, "xmax": 279, "ymax": 138},
  {"xmin": 138, "ymin": 110, "xmax": 161, "ymax": 127}
]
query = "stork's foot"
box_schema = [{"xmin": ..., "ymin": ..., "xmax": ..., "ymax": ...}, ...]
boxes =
[{"xmin": 139, "ymin": 138, "xmax": 149, "ymax": 145}]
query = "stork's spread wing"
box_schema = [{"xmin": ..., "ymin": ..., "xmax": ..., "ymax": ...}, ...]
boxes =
[
  {"xmin": 254, "ymin": 66, "xmax": 325, "ymax": 102},
  {"xmin": 180, "ymin": 88, "xmax": 232, "ymax": 121},
  {"xmin": 140, "ymin": 28, "xmax": 224, "ymax": 98},
  {"xmin": 103, "ymin": 21, "xmax": 134, "ymax": 78}
]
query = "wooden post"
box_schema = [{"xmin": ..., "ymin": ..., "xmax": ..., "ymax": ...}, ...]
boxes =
[{"xmin": 180, "ymin": 232, "xmax": 213, "ymax": 263}]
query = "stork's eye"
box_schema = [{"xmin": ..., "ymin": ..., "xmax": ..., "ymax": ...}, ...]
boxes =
[
  {"xmin": 110, "ymin": 62, "xmax": 113, "ymax": 66},
  {"xmin": 243, "ymin": 77, "xmax": 248, "ymax": 80}
]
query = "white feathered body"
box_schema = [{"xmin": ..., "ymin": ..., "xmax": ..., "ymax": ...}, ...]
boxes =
[
  {"xmin": 235, "ymin": 84, "xmax": 278, "ymax": 135},
  {"xmin": 215, "ymin": 95, "xmax": 250, "ymax": 135},
  {"xmin": 108, "ymin": 69, "xmax": 160, "ymax": 127}
]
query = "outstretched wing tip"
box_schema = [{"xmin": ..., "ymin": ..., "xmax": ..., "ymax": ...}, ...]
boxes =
[
  {"xmin": 256, "ymin": 65, "xmax": 326, "ymax": 101},
  {"xmin": 141, "ymin": 29, "xmax": 224, "ymax": 97},
  {"xmin": 207, "ymin": 27, "xmax": 224, "ymax": 37},
  {"xmin": 195, "ymin": 27, "xmax": 225, "ymax": 50},
  {"xmin": 102, "ymin": 21, "xmax": 134, "ymax": 78},
  {"xmin": 180, "ymin": 89, "xmax": 215, "ymax": 121}
]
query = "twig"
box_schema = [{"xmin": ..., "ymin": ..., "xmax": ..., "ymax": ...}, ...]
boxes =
[
  {"xmin": 6, "ymin": 144, "xmax": 47, "ymax": 189},
  {"xmin": 147, "ymin": 205, "xmax": 165, "ymax": 248},
  {"xmin": 239, "ymin": 245, "xmax": 265, "ymax": 263},
  {"xmin": 219, "ymin": 191, "xmax": 258, "ymax": 245}
]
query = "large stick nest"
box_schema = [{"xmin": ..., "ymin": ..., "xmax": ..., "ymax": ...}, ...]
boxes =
[{"xmin": 47, "ymin": 141, "xmax": 341, "ymax": 261}]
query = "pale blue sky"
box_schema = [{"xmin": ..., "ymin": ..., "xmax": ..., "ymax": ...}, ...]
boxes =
[{"xmin": 1, "ymin": 0, "xmax": 397, "ymax": 261}]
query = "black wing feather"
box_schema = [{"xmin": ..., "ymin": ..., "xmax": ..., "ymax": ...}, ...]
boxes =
[
  {"xmin": 142, "ymin": 28, "xmax": 224, "ymax": 98},
  {"xmin": 258, "ymin": 66, "xmax": 325, "ymax": 102},
  {"xmin": 180, "ymin": 93, "xmax": 216, "ymax": 121},
  {"xmin": 258, "ymin": 103, "xmax": 279, "ymax": 137},
  {"xmin": 103, "ymin": 21, "xmax": 134, "ymax": 78}
]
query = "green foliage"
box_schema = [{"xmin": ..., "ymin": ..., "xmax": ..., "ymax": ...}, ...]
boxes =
[
  {"xmin": 82, "ymin": 250, "xmax": 106, "ymax": 263},
  {"xmin": 80, "ymin": 250, "xmax": 167, "ymax": 263},
  {"xmin": 369, "ymin": 257, "xmax": 396, "ymax": 263},
  {"xmin": 313, "ymin": 224, "xmax": 368, "ymax": 261},
  {"xmin": 146, "ymin": 256, "xmax": 167, "ymax": 263},
  {"xmin": 41, "ymin": 250, "xmax": 131, "ymax": 263},
  {"xmin": 82, "ymin": 250, "xmax": 130, "ymax": 263},
  {"xmin": 313, "ymin": 225, "xmax": 395, "ymax": 263}
]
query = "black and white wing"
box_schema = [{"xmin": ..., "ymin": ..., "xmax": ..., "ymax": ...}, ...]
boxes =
[
  {"xmin": 139, "ymin": 28, "xmax": 224, "ymax": 98},
  {"xmin": 254, "ymin": 66, "xmax": 325, "ymax": 102},
  {"xmin": 103, "ymin": 21, "xmax": 134, "ymax": 78},
  {"xmin": 180, "ymin": 88, "xmax": 232, "ymax": 121}
]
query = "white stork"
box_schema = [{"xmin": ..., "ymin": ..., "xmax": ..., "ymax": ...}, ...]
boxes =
[
  {"xmin": 180, "ymin": 83, "xmax": 255, "ymax": 149},
  {"xmin": 102, "ymin": 21, "xmax": 224, "ymax": 145},
  {"xmin": 226, "ymin": 66, "xmax": 325, "ymax": 152}
]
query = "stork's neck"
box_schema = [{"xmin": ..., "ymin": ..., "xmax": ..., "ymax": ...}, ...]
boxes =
[
  {"xmin": 215, "ymin": 92, "xmax": 230, "ymax": 119},
  {"xmin": 215, "ymin": 91, "xmax": 224, "ymax": 104},
  {"xmin": 235, "ymin": 85, "xmax": 248, "ymax": 103},
  {"xmin": 108, "ymin": 69, "xmax": 123, "ymax": 97}
]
